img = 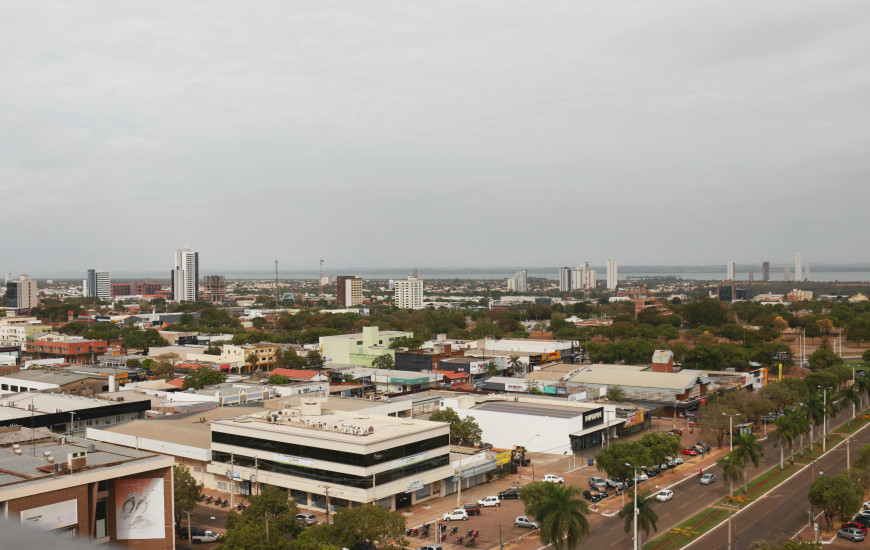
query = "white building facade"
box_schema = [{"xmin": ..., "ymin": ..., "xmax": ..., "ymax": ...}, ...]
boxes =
[
  {"xmin": 606, "ymin": 259, "xmax": 618, "ymax": 291},
  {"xmin": 395, "ymin": 276, "xmax": 423, "ymax": 309},
  {"xmin": 172, "ymin": 248, "xmax": 199, "ymax": 302}
]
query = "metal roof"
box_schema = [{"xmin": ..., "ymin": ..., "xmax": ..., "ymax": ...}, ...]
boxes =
[{"xmin": 474, "ymin": 401, "xmax": 584, "ymax": 419}]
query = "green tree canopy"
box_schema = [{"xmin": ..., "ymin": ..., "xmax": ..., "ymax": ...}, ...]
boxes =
[
  {"xmin": 606, "ymin": 385, "xmax": 626, "ymax": 402},
  {"xmin": 371, "ymin": 353, "xmax": 394, "ymax": 370},
  {"xmin": 522, "ymin": 482, "xmax": 590, "ymax": 550},
  {"xmin": 808, "ymin": 473, "xmax": 862, "ymax": 531},
  {"xmin": 182, "ymin": 368, "xmax": 228, "ymax": 390},
  {"xmin": 173, "ymin": 465, "xmax": 203, "ymax": 516},
  {"xmin": 428, "ymin": 408, "xmax": 482, "ymax": 446},
  {"xmin": 267, "ymin": 374, "xmax": 291, "ymax": 385}
]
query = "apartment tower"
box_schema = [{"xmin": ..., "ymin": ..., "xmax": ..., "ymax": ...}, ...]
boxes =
[
  {"xmin": 172, "ymin": 248, "xmax": 199, "ymax": 302},
  {"xmin": 395, "ymin": 275, "xmax": 424, "ymax": 309},
  {"xmin": 726, "ymin": 261, "xmax": 735, "ymax": 281},
  {"xmin": 762, "ymin": 261, "xmax": 770, "ymax": 281},
  {"xmin": 795, "ymin": 253, "xmax": 802, "ymax": 282},
  {"xmin": 337, "ymin": 275, "xmax": 363, "ymax": 307},
  {"xmin": 515, "ymin": 270, "xmax": 528, "ymax": 293},
  {"xmin": 606, "ymin": 259, "xmax": 618, "ymax": 291},
  {"xmin": 558, "ymin": 267, "xmax": 572, "ymax": 292}
]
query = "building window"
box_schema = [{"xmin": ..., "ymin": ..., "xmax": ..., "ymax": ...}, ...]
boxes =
[
  {"xmin": 194, "ymin": 467, "xmax": 202, "ymax": 473},
  {"xmin": 0, "ymin": 385, "xmax": 6, "ymax": 390},
  {"xmin": 218, "ymin": 482, "xmax": 228, "ymax": 491}
]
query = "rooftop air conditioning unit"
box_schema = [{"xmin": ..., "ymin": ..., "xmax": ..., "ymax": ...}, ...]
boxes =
[{"xmin": 25, "ymin": 403, "xmax": 34, "ymax": 411}]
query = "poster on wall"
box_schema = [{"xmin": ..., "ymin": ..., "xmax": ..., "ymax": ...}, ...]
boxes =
[
  {"xmin": 115, "ymin": 478, "xmax": 165, "ymax": 540},
  {"xmin": 20, "ymin": 499, "xmax": 77, "ymax": 531}
]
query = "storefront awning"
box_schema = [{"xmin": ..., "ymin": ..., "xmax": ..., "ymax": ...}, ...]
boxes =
[
  {"xmin": 569, "ymin": 418, "xmax": 625, "ymax": 438},
  {"xmin": 446, "ymin": 458, "xmax": 497, "ymax": 482}
]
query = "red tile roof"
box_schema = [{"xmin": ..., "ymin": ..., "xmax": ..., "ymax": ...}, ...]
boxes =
[
  {"xmin": 167, "ymin": 378, "xmax": 185, "ymax": 389},
  {"xmin": 434, "ymin": 370, "xmax": 470, "ymax": 380}
]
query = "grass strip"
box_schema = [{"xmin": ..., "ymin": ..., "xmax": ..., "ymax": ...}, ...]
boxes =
[{"xmin": 642, "ymin": 507, "xmax": 730, "ymax": 550}]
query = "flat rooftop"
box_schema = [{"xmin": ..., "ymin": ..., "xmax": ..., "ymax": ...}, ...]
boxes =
[
  {"xmin": 473, "ymin": 400, "xmax": 592, "ymax": 419},
  {"xmin": 0, "ymin": 370, "xmax": 96, "ymax": 384},
  {"xmin": 101, "ymin": 404, "xmax": 268, "ymax": 449},
  {"xmin": 0, "ymin": 392, "xmax": 140, "ymax": 422},
  {"xmin": 0, "ymin": 436, "xmax": 158, "ymax": 489},
  {"xmin": 212, "ymin": 410, "xmax": 447, "ymax": 445}
]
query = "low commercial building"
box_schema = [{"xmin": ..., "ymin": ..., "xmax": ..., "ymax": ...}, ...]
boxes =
[
  {"xmin": 0, "ymin": 370, "xmax": 114, "ymax": 397},
  {"xmin": 25, "ymin": 336, "xmax": 108, "ymax": 366},
  {"xmin": 319, "ymin": 326, "xmax": 412, "ymax": 367},
  {"xmin": 0, "ymin": 434, "xmax": 174, "ymax": 548},
  {"xmin": 329, "ymin": 366, "xmax": 443, "ymax": 394},
  {"xmin": 442, "ymin": 394, "xmax": 625, "ymax": 454},
  {"xmin": 0, "ymin": 392, "xmax": 150, "ymax": 436}
]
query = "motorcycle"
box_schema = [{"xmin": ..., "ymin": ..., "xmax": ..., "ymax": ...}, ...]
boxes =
[
  {"xmin": 457, "ymin": 529, "xmax": 474, "ymax": 545},
  {"xmin": 221, "ymin": 499, "xmax": 229, "ymax": 508},
  {"xmin": 406, "ymin": 527, "xmax": 419, "ymax": 537},
  {"xmin": 204, "ymin": 496, "xmax": 213, "ymax": 504},
  {"xmin": 449, "ymin": 526, "xmax": 458, "ymax": 535},
  {"xmin": 420, "ymin": 523, "xmax": 430, "ymax": 538},
  {"xmin": 465, "ymin": 530, "xmax": 479, "ymax": 547},
  {"xmin": 237, "ymin": 502, "xmax": 248, "ymax": 511},
  {"xmin": 214, "ymin": 497, "xmax": 223, "ymax": 506}
]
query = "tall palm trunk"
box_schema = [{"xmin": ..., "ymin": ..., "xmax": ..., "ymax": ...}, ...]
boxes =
[{"xmin": 779, "ymin": 445, "xmax": 784, "ymax": 470}]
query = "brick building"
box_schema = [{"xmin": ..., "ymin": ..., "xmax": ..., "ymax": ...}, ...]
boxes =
[{"xmin": 26, "ymin": 336, "xmax": 108, "ymax": 365}]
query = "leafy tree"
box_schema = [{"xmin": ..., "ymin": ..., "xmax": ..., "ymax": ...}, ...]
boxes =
[
  {"xmin": 306, "ymin": 350, "xmax": 323, "ymax": 366},
  {"xmin": 682, "ymin": 298, "xmax": 729, "ymax": 328},
  {"xmin": 267, "ymin": 374, "xmax": 291, "ymax": 385},
  {"xmin": 371, "ymin": 354, "xmax": 394, "ymax": 370},
  {"xmin": 150, "ymin": 352, "xmax": 180, "ymax": 379},
  {"xmin": 388, "ymin": 336, "xmax": 424, "ymax": 350},
  {"xmin": 595, "ymin": 441, "xmax": 652, "ymax": 481},
  {"xmin": 606, "ymin": 385, "xmax": 626, "ymax": 402},
  {"xmin": 221, "ymin": 485, "xmax": 300, "ymax": 550},
  {"xmin": 276, "ymin": 347, "xmax": 307, "ymax": 368},
  {"xmin": 522, "ymin": 482, "xmax": 590, "ymax": 550},
  {"xmin": 174, "ymin": 465, "xmax": 203, "ymax": 517},
  {"xmin": 204, "ymin": 345, "xmax": 223, "ymax": 355},
  {"xmin": 732, "ymin": 433, "xmax": 763, "ymax": 494},
  {"xmin": 182, "ymin": 368, "xmax": 228, "ymax": 390},
  {"xmin": 246, "ymin": 352, "xmax": 261, "ymax": 371},
  {"xmin": 808, "ymin": 473, "xmax": 862, "ymax": 531},
  {"xmin": 863, "ymin": 349, "xmax": 870, "ymax": 362},
  {"xmin": 697, "ymin": 401, "xmax": 740, "ymax": 448},
  {"xmin": 637, "ymin": 432, "xmax": 682, "ymax": 464},
  {"xmin": 809, "ymin": 347, "xmax": 844, "ymax": 370},
  {"xmin": 293, "ymin": 524, "xmax": 342, "ymax": 550},
  {"xmin": 429, "ymin": 408, "xmax": 482, "ymax": 446},
  {"xmin": 122, "ymin": 328, "xmax": 168, "ymax": 351},
  {"xmin": 329, "ymin": 504, "xmax": 407, "ymax": 550},
  {"xmin": 618, "ymin": 490, "xmax": 658, "ymax": 546}
]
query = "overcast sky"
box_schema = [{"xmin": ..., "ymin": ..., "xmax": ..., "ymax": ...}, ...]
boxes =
[{"xmin": 2, "ymin": 1, "xmax": 869, "ymax": 276}]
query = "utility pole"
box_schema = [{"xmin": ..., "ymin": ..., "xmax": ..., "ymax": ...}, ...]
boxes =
[
  {"xmin": 185, "ymin": 511, "xmax": 193, "ymax": 549},
  {"xmin": 321, "ymin": 485, "xmax": 334, "ymax": 524},
  {"xmin": 722, "ymin": 412, "xmax": 741, "ymax": 452},
  {"xmin": 625, "ymin": 463, "xmax": 639, "ymax": 550}
]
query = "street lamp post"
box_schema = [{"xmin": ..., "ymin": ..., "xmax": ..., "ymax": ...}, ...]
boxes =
[
  {"xmin": 817, "ymin": 387, "xmax": 832, "ymax": 452},
  {"xmin": 625, "ymin": 463, "xmax": 639, "ymax": 550},
  {"xmin": 722, "ymin": 412, "xmax": 742, "ymax": 452}
]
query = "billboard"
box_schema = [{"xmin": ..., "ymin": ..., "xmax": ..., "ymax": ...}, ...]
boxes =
[
  {"xmin": 495, "ymin": 451, "xmax": 512, "ymax": 466},
  {"xmin": 623, "ymin": 409, "xmax": 645, "ymax": 428},
  {"xmin": 115, "ymin": 477, "xmax": 165, "ymax": 540},
  {"xmin": 20, "ymin": 499, "xmax": 77, "ymax": 531}
]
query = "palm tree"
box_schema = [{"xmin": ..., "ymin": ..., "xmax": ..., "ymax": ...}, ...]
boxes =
[
  {"xmin": 719, "ymin": 451, "xmax": 744, "ymax": 544},
  {"xmin": 855, "ymin": 375, "xmax": 870, "ymax": 412},
  {"xmin": 508, "ymin": 354, "xmax": 523, "ymax": 375},
  {"xmin": 841, "ymin": 385, "xmax": 862, "ymax": 423},
  {"xmin": 789, "ymin": 408, "xmax": 812, "ymax": 457},
  {"xmin": 770, "ymin": 415, "xmax": 794, "ymax": 470},
  {"xmin": 618, "ymin": 490, "xmax": 658, "ymax": 547},
  {"xmin": 732, "ymin": 433, "xmax": 762, "ymax": 494},
  {"xmin": 525, "ymin": 484, "xmax": 590, "ymax": 550},
  {"xmin": 805, "ymin": 393, "xmax": 826, "ymax": 449}
]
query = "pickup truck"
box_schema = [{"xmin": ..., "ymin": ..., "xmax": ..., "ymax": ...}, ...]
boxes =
[{"xmin": 192, "ymin": 530, "xmax": 220, "ymax": 543}]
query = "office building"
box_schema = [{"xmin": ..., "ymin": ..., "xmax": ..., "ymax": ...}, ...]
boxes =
[
  {"xmin": 201, "ymin": 275, "xmax": 227, "ymax": 303},
  {"xmin": 25, "ymin": 335, "xmax": 109, "ymax": 366},
  {"xmin": 110, "ymin": 282, "xmax": 163, "ymax": 298},
  {"xmin": 209, "ymin": 400, "xmax": 452, "ymax": 511},
  {"xmin": 4, "ymin": 273, "xmax": 10, "ymax": 285},
  {"xmin": 515, "ymin": 270, "xmax": 528, "ymax": 292},
  {"xmin": 319, "ymin": 326, "xmax": 412, "ymax": 366},
  {"xmin": 795, "ymin": 253, "xmax": 802, "ymax": 282},
  {"xmin": 805, "ymin": 262, "xmax": 810, "ymax": 281},
  {"xmin": 337, "ymin": 275, "xmax": 363, "ymax": 307},
  {"xmin": 85, "ymin": 269, "xmax": 97, "ymax": 298},
  {"xmin": 726, "ymin": 261, "xmax": 735, "ymax": 280},
  {"xmin": 93, "ymin": 270, "xmax": 110, "ymax": 299},
  {"xmin": 171, "ymin": 248, "xmax": 199, "ymax": 302},
  {"xmin": 6, "ymin": 275, "xmax": 38, "ymax": 310},
  {"xmin": 558, "ymin": 267, "xmax": 572, "ymax": 292},
  {"xmin": 748, "ymin": 268, "xmax": 754, "ymax": 282},
  {"xmin": 395, "ymin": 275, "xmax": 423, "ymax": 309},
  {"xmin": 762, "ymin": 261, "xmax": 770, "ymax": 281},
  {"xmin": 606, "ymin": 259, "xmax": 618, "ymax": 291}
]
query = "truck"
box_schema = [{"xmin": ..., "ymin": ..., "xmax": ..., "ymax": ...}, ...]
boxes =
[{"xmin": 192, "ymin": 530, "xmax": 220, "ymax": 543}]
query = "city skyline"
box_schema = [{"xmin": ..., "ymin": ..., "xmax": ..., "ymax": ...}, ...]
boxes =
[{"xmin": 1, "ymin": 1, "xmax": 868, "ymax": 272}]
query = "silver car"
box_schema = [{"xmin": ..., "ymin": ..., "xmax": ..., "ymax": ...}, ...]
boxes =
[
  {"xmin": 839, "ymin": 527, "xmax": 865, "ymax": 541},
  {"xmin": 700, "ymin": 473, "xmax": 716, "ymax": 485},
  {"xmin": 515, "ymin": 516, "xmax": 540, "ymax": 529}
]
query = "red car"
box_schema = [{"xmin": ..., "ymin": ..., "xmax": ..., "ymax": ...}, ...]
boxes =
[
  {"xmin": 667, "ymin": 429, "xmax": 683, "ymax": 436},
  {"xmin": 842, "ymin": 522, "xmax": 868, "ymax": 533},
  {"xmin": 682, "ymin": 447, "xmax": 699, "ymax": 456}
]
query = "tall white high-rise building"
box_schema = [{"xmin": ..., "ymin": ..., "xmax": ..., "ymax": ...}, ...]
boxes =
[
  {"xmin": 559, "ymin": 267, "xmax": 572, "ymax": 292},
  {"xmin": 795, "ymin": 253, "xmax": 802, "ymax": 282},
  {"xmin": 395, "ymin": 275, "xmax": 424, "ymax": 309},
  {"xmin": 726, "ymin": 261, "xmax": 735, "ymax": 280},
  {"xmin": 172, "ymin": 248, "xmax": 199, "ymax": 302},
  {"xmin": 606, "ymin": 259, "xmax": 618, "ymax": 291},
  {"xmin": 805, "ymin": 262, "xmax": 810, "ymax": 281},
  {"xmin": 515, "ymin": 270, "xmax": 528, "ymax": 293},
  {"xmin": 571, "ymin": 263, "xmax": 596, "ymax": 291},
  {"xmin": 94, "ymin": 269, "xmax": 110, "ymax": 299}
]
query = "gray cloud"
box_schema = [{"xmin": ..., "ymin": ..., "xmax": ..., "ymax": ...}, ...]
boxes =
[{"xmin": 2, "ymin": 0, "xmax": 869, "ymax": 275}]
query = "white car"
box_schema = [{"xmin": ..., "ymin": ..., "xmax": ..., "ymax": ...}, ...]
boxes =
[
  {"xmin": 634, "ymin": 472, "xmax": 649, "ymax": 482},
  {"xmin": 191, "ymin": 530, "xmax": 220, "ymax": 543},
  {"xmin": 543, "ymin": 474, "xmax": 565, "ymax": 484},
  {"xmin": 515, "ymin": 516, "xmax": 540, "ymax": 529},
  {"xmin": 674, "ymin": 457, "xmax": 684, "ymax": 465},
  {"xmin": 656, "ymin": 490, "xmax": 674, "ymax": 502},
  {"xmin": 477, "ymin": 496, "xmax": 500, "ymax": 507},
  {"xmin": 443, "ymin": 508, "xmax": 469, "ymax": 521}
]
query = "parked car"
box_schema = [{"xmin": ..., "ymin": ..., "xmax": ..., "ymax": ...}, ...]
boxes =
[
  {"xmin": 192, "ymin": 530, "xmax": 220, "ymax": 543},
  {"xmin": 634, "ymin": 472, "xmax": 649, "ymax": 482},
  {"xmin": 682, "ymin": 447, "xmax": 699, "ymax": 456},
  {"xmin": 463, "ymin": 504, "xmax": 481, "ymax": 516},
  {"xmin": 842, "ymin": 522, "xmax": 868, "ymax": 533},
  {"xmin": 443, "ymin": 508, "xmax": 469, "ymax": 521},
  {"xmin": 583, "ymin": 490, "xmax": 605, "ymax": 502},
  {"xmin": 296, "ymin": 513, "xmax": 317, "ymax": 526},
  {"xmin": 694, "ymin": 443, "xmax": 712, "ymax": 453},
  {"xmin": 700, "ymin": 473, "xmax": 716, "ymax": 485},
  {"xmin": 588, "ymin": 476, "xmax": 606, "ymax": 488},
  {"xmin": 644, "ymin": 466, "xmax": 660, "ymax": 478},
  {"xmin": 854, "ymin": 515, "xmax": 870, "ymax": 527},
  {"xmin": 477, "ymin": 496, "xmax": 500, "ymax": 507},
  {"xmin": 543, "ymin": 474, "xmax": 565, "ymax": 484},
  {"xmin": 656, "ymin": 490, "xmax": 674, "ymax": 502},
  {"xmin": 659, "ymin": 461, "xmax": 669, "ymax": 470},
  {"xmin": 839, "ymin": 526, "xmax": 866, "ymax": 541},
  {"xmin": 674, "ymin": 457, "xmax": 684, "ymax": 465},
  {"xmin": 667, "ymin": 429, "xmax": 683, "ymax": 435},
  {"xmin": 606, "ymin": 478, "xmax": 624, "ymax": 489},
  {"xmin": 515, "ymin": 516, "xmax": 540, "ymax": 529},
  {"xmin": 179, "ymin": 526, "xmax": 206, "ymax": 540},
  {"xmin": 415, "ymin": 546, "xmax": 444, "ymax": 550},
  {"xmin": 665, "ymin": 456, "xmax": 676, "ymax": 467},
  {"xmin": 498, "ymin": 487, "xmax": 521, "ymax": 500}
]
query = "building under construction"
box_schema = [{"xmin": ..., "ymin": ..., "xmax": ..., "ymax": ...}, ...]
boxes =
[{"xmin": 202, "ymin": 275, "xmax": 227, "ymax": 303}]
